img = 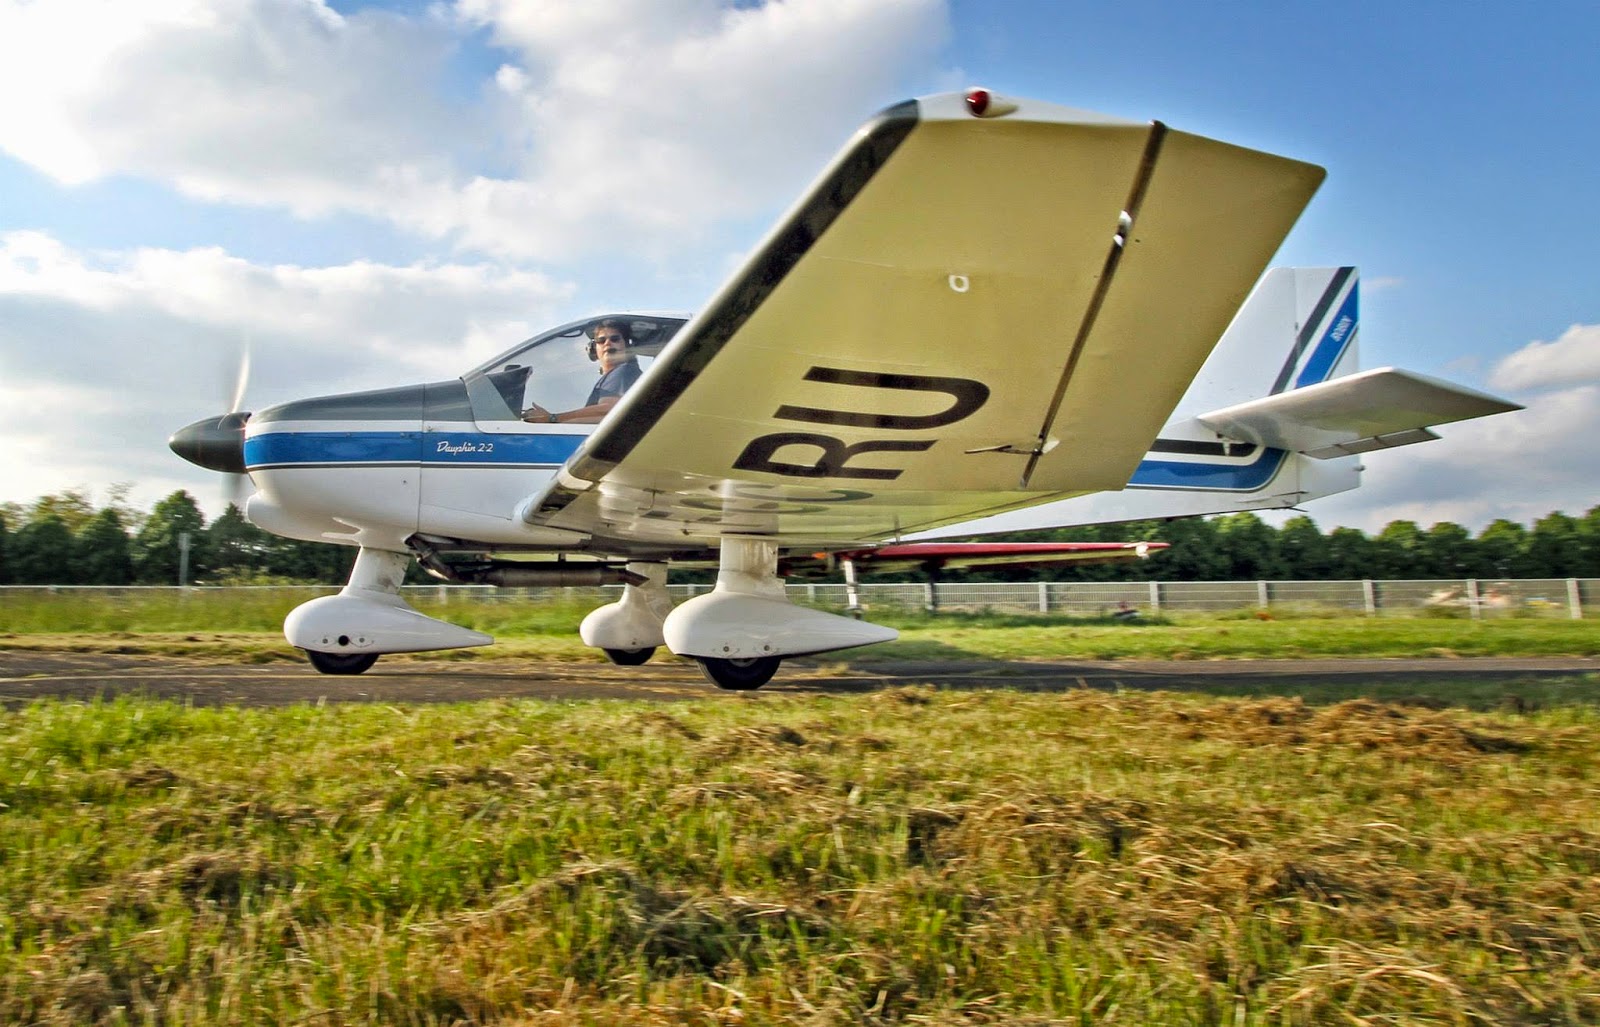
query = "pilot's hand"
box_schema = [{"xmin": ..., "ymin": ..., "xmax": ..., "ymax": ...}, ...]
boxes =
[{"xmin": 521, "ymin": 404, "xmax": 552, "ymax": 423}]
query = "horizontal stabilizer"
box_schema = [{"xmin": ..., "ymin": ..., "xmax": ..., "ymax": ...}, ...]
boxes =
[{"xmin": 1195, "ymin": 367, "xmax": 1521, "ymax": 459}]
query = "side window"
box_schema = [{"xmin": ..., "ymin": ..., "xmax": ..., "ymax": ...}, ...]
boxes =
[{"xmin": 462, "ymin": 315, "xmax": 685, "ymax": 426}]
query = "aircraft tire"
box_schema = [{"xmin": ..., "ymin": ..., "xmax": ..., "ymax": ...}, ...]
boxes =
[
  {"xmin": 696, "ymin": 656, "xmax": 780, "ymax": 690},
  {"xmin": 305, "ymin": 650, "xmax": 379, "ymax": 675},
  {"xmin": 603, "ymin": 646, "xmax": 656, "ymax": 666}
]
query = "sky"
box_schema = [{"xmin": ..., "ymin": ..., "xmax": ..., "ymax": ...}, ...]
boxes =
[{"xmin": 1, "ymin": 0, "xmax": 1597, "ymax": 534}]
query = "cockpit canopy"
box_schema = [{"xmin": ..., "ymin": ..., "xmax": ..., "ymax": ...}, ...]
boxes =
[{"xmin": 462, "ymin": 313, "xmax": 689, "ymax": 423}]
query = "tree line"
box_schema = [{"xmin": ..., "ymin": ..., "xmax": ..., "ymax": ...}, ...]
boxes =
[
  {"xmin": 969, "ymin": 508, "xmax": 1600, "ymax": 583},
  {"xmin": 1, "ymin": 488, "xmax": 1597, "ymax": 586},
  {"xmin": 0, "ymin": 488, "xmax": 351, "ymax": 586}
]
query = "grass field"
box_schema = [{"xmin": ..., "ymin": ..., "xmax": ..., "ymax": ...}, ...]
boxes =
[
  {"xmin": 4, "ymin": 593, "xmax": 1600, "ymax": 1022},
  {"xmin": 3, "ymin": 686, "xmax": 1599, "ymax": 1024},
  {"xmin": 3, "ymin": 589, "xmax": 1600, "ymax": 664}
]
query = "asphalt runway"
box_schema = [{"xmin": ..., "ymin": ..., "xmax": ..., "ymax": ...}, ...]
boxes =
[{"xmin": 1, "ymin": 650, "xmax": 1595, "ymax": 707}]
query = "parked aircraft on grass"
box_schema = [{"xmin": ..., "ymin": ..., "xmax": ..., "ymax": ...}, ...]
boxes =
[{"xmin": 170, "ymin": 90, "xmax": 1519, "ymax": 689}]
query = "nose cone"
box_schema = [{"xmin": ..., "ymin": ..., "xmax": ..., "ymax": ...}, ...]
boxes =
[{"xmin": 169, "ymin": 412, "xmax": 250, "ymax": 473}]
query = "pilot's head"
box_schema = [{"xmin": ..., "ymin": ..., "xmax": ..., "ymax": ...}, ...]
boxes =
[{"xmin": 586, "ymin": 319, "xmax": 634, "ymax": 365}]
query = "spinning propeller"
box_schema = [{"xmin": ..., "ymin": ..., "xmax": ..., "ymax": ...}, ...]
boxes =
[{"xmin": 169, "ymin": 342, "xmax": 254, "ymax": 508}]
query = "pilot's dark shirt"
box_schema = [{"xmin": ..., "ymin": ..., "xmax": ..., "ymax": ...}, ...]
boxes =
[{"xmin": 586, "ymin": 359, "xmax": 642, "ymax": 406}]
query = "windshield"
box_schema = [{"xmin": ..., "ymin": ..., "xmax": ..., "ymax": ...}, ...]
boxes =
[{"xmin": 462, "ymin": 313, "xmax": 688, "ymax": 424}]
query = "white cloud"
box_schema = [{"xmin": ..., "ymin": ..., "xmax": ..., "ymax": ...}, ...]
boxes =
[
  {"xmin": 441, "ymin": 0, "xmax": 950, "ymax": 258},
  {"xmin": 0, "ymin": 0, "xmax": 948, "ymax": 260},
  {"xmin": 0, "ymin": 229, "xmax": 568, "ymax": 374},
  {"xmin": 0, "ymin": 230, "xmax": 574, "ymax": 513},
  {"xmin": 1489, "ymin": 323, "xmax": 1600, "ymax": 392},
  {"xmin": 0, "ymin": 0, "xmax": 478, "ymax": 216}
]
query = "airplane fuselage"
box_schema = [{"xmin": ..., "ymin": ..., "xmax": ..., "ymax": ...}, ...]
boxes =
[{"xmin": 243, "ymin": 379, "xmax": 594, "ymax": 553}]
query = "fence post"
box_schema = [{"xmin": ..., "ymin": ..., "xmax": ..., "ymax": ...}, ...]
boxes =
[
  {"xmin": 1465, "ymin": 579, "xmax": 1481, "ymax": 620},
  {"xmin": 1149, "ymin": 580, "xmax": 1161, "ymax": 614},
  {"xmin": 1362, "ymin": 579, "xmax": 1376, "ymax": 617},
  {"xmin": 1257, "ymin": 580, "xmax": 1269, "ymax": 609},
  {"xmin": 1568, "ymin": 578, "xmax": 1583, "ymax": 619},
  {"xmin": 1037, "ymin": 581, "xmax": 1049, "ymax": 614}
]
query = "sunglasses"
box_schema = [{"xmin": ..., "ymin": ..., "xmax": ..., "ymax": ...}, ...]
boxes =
[{"xmin": 594, "ymin": 334, "xmax": 625, "ymax": 345}]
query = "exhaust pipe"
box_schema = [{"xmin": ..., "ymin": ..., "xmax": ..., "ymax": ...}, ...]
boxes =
[
  {"xmin": 412, "ymin": 542, "xmax": 646, "ymax": 588},
  {"xmin": 474, "ymin": 565, "xmax": 648, "ymax": 588}
]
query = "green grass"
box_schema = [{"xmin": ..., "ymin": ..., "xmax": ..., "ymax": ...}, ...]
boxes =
[
  {"xmin": 4, "ymin": 603, "xmax": 1598, "ymax": 664},
  {"xmin": 0, "ymin": 588, "xmax": 333, "ymax": 634},
  {"xmin": 873, "ymin": 615, "xmax": 1600, "ymax": 661},
  {"xmin": 3, "ymin": 689, "xmax": 1599, "ymax": 1023}
]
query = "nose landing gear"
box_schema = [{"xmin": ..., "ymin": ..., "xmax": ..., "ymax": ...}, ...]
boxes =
[{"xmin": 305, "ymin": 650, "xmax": 379, "ymax": 675}]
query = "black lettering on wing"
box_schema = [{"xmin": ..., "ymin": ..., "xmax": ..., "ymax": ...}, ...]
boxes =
[
  {"xmin": 734, "ymin": 432, "xmax": 933, "ymax": 480},
  {"xmin": 775, "ymin": 367, "xmax": 989, "ymax": 430}
]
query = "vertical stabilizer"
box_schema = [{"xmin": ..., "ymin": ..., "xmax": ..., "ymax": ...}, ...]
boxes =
[{"xmin": 1172, "ymin": 266, "xmax": 1359, "ymax": 419}]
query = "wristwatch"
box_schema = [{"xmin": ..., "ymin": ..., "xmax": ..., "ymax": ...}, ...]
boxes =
[{"xmin": 548, "ymin": 412, "xmax": 557, "ymax": 423}]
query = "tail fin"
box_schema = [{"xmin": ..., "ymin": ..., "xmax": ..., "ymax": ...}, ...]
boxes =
[
  {"xmin": 1172, "ymin": 266, "xmax": 1360, "ymax": 419},
  {"xmin": 915, "ymin": 266, "xmax": 1518, "ymax": 537},
  {"xmin": 1186, "ymin": 266, "xmax": 1518, "ymax": 461}
]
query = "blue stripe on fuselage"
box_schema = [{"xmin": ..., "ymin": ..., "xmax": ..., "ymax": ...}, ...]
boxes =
[
  {"xmin": 1128, "ymin": 448, "xmax": 1288, "ymax": 490},
  {"xmin": 244, "ymin": 431, "xmax": 584, "ymax": 469}
]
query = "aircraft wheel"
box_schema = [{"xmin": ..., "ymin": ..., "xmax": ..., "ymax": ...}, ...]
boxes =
[
  {"xmin": 603, "ymin": 646, "xmax": 656, "ymax": 666},
  {"xmin": 305, "ymin": 650, "xmax": 379, "ymax": 675},
  {"xmin": 696, "ymin": 656, "xmax": 780, "ymax": 691}
]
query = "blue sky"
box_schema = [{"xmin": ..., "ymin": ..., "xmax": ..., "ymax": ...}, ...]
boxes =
[{"xmin": 1, "ymin": 0, "xmax": 1596, "ymax": 532}]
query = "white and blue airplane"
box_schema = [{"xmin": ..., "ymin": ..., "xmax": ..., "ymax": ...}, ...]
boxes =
[{"xmin": 170, "ymin": 90, "xmax": 1518, "ymax": 689}]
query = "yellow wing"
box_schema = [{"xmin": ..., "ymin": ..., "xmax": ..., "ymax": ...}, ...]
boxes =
[{"xmin": 526, "ymin": 92, "xmax": 1325, "ymax": 548}]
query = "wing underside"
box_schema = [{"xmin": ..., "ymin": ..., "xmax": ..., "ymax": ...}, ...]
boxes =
[{"xmin": 524, "ymin": 92, "xmax": 1325, "ymax": 551}]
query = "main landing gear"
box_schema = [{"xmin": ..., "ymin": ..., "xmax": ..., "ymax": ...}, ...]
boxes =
[
  {"xmin": 695, "ymin": 655, "xmax": 781, "ymax": 690},
  {"xmin": 659, "ymin": 537, "xmax": 897, "ymax": 690}
]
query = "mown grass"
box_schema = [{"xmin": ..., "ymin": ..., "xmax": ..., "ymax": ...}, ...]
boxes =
[{"xmin": 3, "ymin": 687, "xmax": 1599, "ymax": 1024}]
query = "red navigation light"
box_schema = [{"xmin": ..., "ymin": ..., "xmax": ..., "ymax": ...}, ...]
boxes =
[{"xmin": 963, "ymin": 88, "xmax": 1017, "ymax": 118}]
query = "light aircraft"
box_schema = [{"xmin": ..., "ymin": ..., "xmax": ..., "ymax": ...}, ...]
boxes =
[{"xmin": 170, "ymin": 89, "xmax": 1519, "ymax": 689}]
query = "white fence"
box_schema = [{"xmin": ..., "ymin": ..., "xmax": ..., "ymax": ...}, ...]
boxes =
[
  {"xmin": 1, "ymin": 579, "xmax": 1595, "ymax": 618},
  {"xmin": 786, "ymin": 578, "xmax": 1594, "ymax": 618}
]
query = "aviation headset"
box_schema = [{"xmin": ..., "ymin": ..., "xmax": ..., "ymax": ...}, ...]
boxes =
[{"xmin": 585, "ymin": 319, "xmax": 634, "ymax": 362}]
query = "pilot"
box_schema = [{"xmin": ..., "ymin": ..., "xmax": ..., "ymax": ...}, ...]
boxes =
[{"xmin": 521, "ymin": 318, "xmax": 644, "ymax": 424}]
